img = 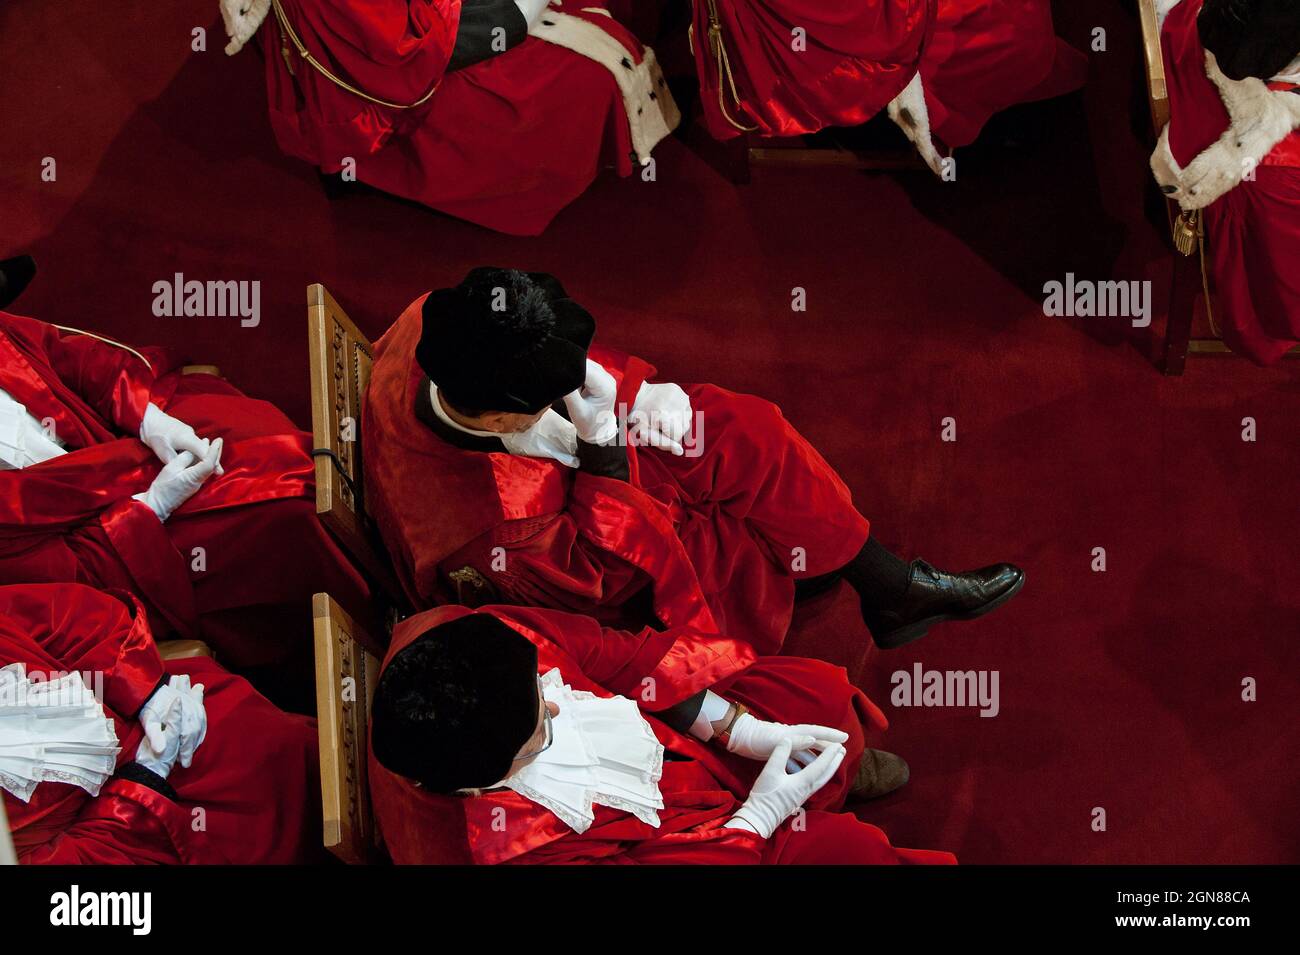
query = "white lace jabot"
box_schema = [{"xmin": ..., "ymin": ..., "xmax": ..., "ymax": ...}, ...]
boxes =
[
  {"xmin": 0, "ymin": 663, "xmax": 120, "ymax": 802},
  {"xmin": 500, "ymin": 668, "xmax": 665, "ymax": 834}
]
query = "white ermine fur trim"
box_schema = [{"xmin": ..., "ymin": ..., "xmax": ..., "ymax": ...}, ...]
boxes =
[
  {"xmin": 1151, "ymin": 49, "xmax": 1300, "ymax": 210},
  {"xmin": 887, "ymin": 71, "xmax": 944, "ymax": 176},
  {"xmin": 530, "ymin": 10, "xmax": 680, "ymax": 164},
  {"xmin": 221, "ymin": 0, "xmax": 271, "ymax": 56}
]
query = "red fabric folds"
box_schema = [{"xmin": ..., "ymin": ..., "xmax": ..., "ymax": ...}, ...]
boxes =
[
  {"xmin": 0, "ymin": 312, "xmax": 370, "ymax": 665},
  {"xmin": 262, "ymin": 0, "xmax": 636, "ymax": 235},
  {"xmin": 364, "ymin": 296, "xmax": 872, "ymax": 655},
  {"xmin": 1161, "ymin": 0, "xmax": 1300, "ymax": 365},
  {"xmin": 369, "ymin": 603, "xmax": 955, "ymax": 865},
  {"xmin": 0, "ymin": 584, "xmax": 322, "ymax": 864}
]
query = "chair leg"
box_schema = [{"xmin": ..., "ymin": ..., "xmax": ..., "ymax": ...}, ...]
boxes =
[{"xmin": 1163, "ymin": 250, "xmax": 1197, "ymax": 375}]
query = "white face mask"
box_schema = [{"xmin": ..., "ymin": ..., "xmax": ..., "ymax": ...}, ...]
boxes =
[{"xmin": 499, "ymin": 669, "xmax": 664, "ymax": 833}]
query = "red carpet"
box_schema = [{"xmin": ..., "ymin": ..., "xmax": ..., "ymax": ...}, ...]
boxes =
[{"xmin": 1, "ymin": 1, "xmax": 1295, "ymax": 863}]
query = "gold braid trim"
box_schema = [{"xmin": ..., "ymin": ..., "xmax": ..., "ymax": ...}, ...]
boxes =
[
  {"xmin": 48, "ymin": 325, "xmax": 153, "ymax": 373},
  {"xmin": 272, "ymin": 0, "xmax": 440, "ymax": 109}
]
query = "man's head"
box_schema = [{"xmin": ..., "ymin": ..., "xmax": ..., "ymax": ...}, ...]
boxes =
[
  {"xmin": 1199, "ymin": 0, "xmax": 1300, "ymax": 81},
  {"xmin": 416, "ymin": 267, "xmax": 595, "ymax": 434},
  {"xmin": 370, "ymin": 613, "xmax": 560, "ymax": 793}
]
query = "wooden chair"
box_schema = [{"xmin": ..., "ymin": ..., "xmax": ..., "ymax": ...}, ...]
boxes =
[
  {"xmin": 157, "ymin": 639, "xmax": 214, "ymax": 661},
  {"xmin": 306, "ymin": 283, "xmax": 406, "ymax": 606},
  {"xmin": 312, "ymin": 592, "xmax": 383, "ymax": 864}
]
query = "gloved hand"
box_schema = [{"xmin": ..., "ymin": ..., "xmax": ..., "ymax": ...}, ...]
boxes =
[
  {"xmin": 563, "ymin": 359, "xmax": 619, "ymax": 445},
  {"xmin": 137, "ymin": 675, "xmax": 209, "ymax": 776},
  {"xmin": 724, "ymin": 714, "xmax": 850, "ymax": 772},
  {"xmin": 500, "ymin": 409, "xmax": 579, "ymax": 468},
  {"xmin": 629, "ymin": 382, "xmax": 692, "ymax": 456},
  {"xmin": 725, "ymin": 739, "xmax": 846, "ymax": 839},
  {"xmin": 139, "ymin": 403, "xmax": 223, "ymax": 474},
  {"xmin": 133, "ymin": 439, "xmax": 223, "ymax": 522},
  {"xmin": 220, "ymin": 0, "xmax": 272, "ymax": 56}
]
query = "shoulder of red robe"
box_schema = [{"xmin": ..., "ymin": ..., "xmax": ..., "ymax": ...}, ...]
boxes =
[{"xmin": 1152, "ymin": 50, "xmax": 1300, "ymax": 210}]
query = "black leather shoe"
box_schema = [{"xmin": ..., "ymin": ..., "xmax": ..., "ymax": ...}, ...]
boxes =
[
  {"xmin": 0, "ymin": 255, "xmax": 36, "ymax": 310},
  {"xmin": 865, "ymin": 559, "xmax": 1024, "ymax": 649}
]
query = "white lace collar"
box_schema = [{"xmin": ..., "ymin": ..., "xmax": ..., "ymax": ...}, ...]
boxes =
[{"xmin": 498, "ymin": 669, "xmax": 664, "ymax": 834}]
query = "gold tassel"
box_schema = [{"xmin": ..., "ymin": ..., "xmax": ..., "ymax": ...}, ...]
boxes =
[{"xmin": 1172, "ymin": 209, "xmax": 1201, "ymax": 257}]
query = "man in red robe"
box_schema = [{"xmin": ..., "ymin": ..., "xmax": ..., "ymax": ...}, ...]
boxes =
[
  {"xmin": 1, "ymin": 583, "xmax": 321, "ymax": 864},
  {"xmin": 368, "ymin": 601, "xmax": 953, "ymax": 865},
  {"xmin": 364, "ymin": 268, "xmax": 1023, "ymax": 655},
  {"xmin": 0, "ymin": 304, "xmax": 369, "ymax": 668},
  {"xmin": 692, "ymin": 0, "xmax": 1086, "ymax": 161},
  {"xmin": 223, "ymin": 0, "xmax": 679, "ymax": 236},
  {"xmin": 1151, "ymin": 0, "xmax": 1300, "ymax": 365}
]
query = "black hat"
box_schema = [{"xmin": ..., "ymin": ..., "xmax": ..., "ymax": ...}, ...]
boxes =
[
  {"xmin": 416, "ymin": 267, "xmax": 595, "ymax": 415},
  {"xmin": 1199, "ymin": 0, "xmax": 1300, "ymax": 81},
  {"xmin": 371, "ymin": 613, "xmax": 541, "ymax": 793}
]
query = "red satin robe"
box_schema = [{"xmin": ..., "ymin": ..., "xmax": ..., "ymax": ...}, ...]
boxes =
[
  {"xmin": 363, "ymin": 295, "xmax": 872, "ymax": 655},
  {"xmin": 1, "ymin": 583, "xmax": 322, "ymax": 864},
  {"xmin": 369, "ymin": 603, "xmax": 956, "ymax": 865},
  {"xmin": 0, "ymin": 311, "xmax": 370, "ymax": 667},
  {"xmin": 1162, "ymin": 0, "xmax": 1300, "ymax": 365},
  {"xmin": 694, "ymin": 0, "xmax": 1085, "ymax": 147},
  {"xmin": 261, "ymin": 0, "xmax": 639, "ymax": 236}
]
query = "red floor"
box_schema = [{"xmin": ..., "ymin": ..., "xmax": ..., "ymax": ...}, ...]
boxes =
[{"xmin": 1, "ymin": 1, "xmax": 1296, "ymax": 863}]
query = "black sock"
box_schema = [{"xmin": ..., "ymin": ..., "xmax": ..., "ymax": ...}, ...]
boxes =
[{"xmin": 841, "ymin": 538, "xmax": 912, "ymax": 610}]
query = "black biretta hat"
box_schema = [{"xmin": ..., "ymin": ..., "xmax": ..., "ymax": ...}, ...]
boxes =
[
  {"xmin": 416, "ymin": 267, "xmax": 596, "ymax": 415},
  {"xmin": 1199, "ymin": 0, "xmax": 1300, "ymax": 81},
  {"xmin": 371, "ymin": 614, "xmax": 540, "ymax": 793}
]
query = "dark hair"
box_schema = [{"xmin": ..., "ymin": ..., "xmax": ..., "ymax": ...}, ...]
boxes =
[{"xmin": 370, "ymin": 614, "xmax": 539, "ymax": 793}]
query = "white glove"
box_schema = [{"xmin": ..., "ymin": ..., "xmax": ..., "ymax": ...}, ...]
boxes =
[
  {"xmin": 563, "ymin": 359, "xmax": 619, "ymax": 445},
  {"xmin": 137, "ymin": 675, "xmax": 208, "ymax": 776},
  {"xmin": 725, "ymin": 739, "xmax": 846, "ymax": 839},
  {"xmin": 220, "ymin": 0, "xmax": 272, "ymax": 56},
  {"xmin": 133, "ymin": 439, "xmax": 223, "ymax": 522},
  {"xmin": 500, "ymin": 409, "xmax": 580, "ymax": 468},
  {"xmin": 139, "ymin": 403, "xmax": 223, "ymax": 474},
  {"xmin": 725, "ymin": 713, "xmax": 850, "ymax": 773},
  {"xmin": 629, "ymin": 381, "xmax": 692, "ymax": 456}
]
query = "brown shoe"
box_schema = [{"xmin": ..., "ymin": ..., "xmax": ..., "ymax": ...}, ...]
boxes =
[{"xmin": 848, "ymin": 749, "xmax": 910, "ymax": 800}]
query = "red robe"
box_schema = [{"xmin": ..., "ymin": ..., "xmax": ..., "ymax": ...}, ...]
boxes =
[
  {"xmin": 1162, "ymin": 0, "xmax": 1300, "ymax": 365},
  {"xmin": 694, "ymin": 0, "xmax": 1086, "ymax": 147},
  {"xmin": 369, "ymin": 603, "xmax": 956, "ymax": 864},
  {"xmin": 0, "ymin": 311, "xmax": 370, "ymax": 667},
  {"xmin": 262, "ymin": 0, "xmax": 640, "ymax": 236},
  {"xmin": 363, "ymin": 296, "xmax": 872, "ymax": 656},
  {"xmin": 1, "ymin": 583, "xmax": 322, "ymax": 864}
]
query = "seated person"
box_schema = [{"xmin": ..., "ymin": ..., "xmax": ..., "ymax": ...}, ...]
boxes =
[
  {"xmin": 221, "ymin": 0, "xmax": 679, "ymax": 236},
  {"xmin": 1, "ymin": 583, "xmax": 321, "ymax": 864},
  {"xmin": 369, "ymin": 601, "xmax": 956, "ymax": 865},
  {"xmin": 1151, "ymin": 0, "xmax": 1300, "ymax": 365},
  {"xmin": 692, "ymin": 0, "xmax": 1087, "ymax": 169},
  {"xmin": 0, "ymin": 271, "xmax": 370, "ymax": 668},
  {"xmin": 363, "ymin": 267, "xmax": 1024, "ymax": 655}
]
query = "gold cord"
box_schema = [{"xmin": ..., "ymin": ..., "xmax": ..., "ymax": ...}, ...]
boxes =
[
  {"xmin": 702, "ymin": 0, "xmax": 758, "ymax": 133},
  {"xmin": 271, "ymin": 0, "xmax": 440, "ymax": 109},
  {"xmin": 49, "ymin": 324, "xmax": 154, "ymax": 373}
]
